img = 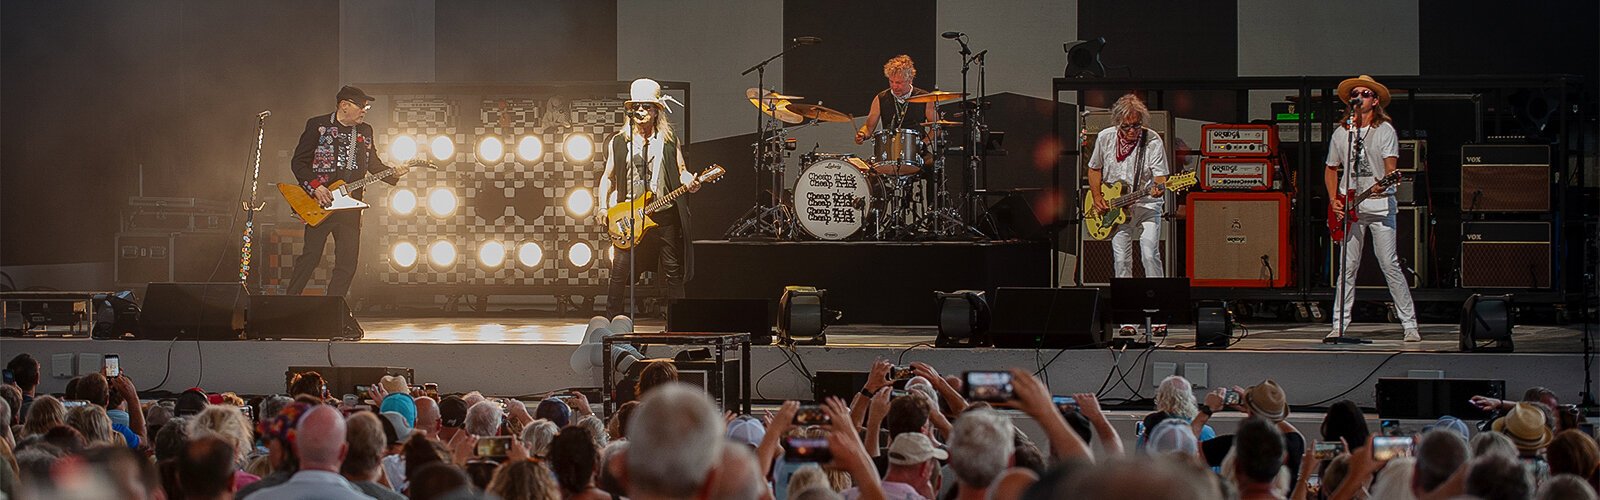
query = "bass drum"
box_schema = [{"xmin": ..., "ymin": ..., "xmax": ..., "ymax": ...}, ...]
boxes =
[{"xmin": 793, "ymin": 159, "xmax": 872, "ymax": 240}]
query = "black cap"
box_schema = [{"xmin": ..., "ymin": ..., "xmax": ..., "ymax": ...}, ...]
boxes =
[
  {"xmin": 336, "ymin": 85, "xmax": 375, "ymax": 104},
  {"xmin": 439, "ymin": 395, "xmax": 468, "ymax": 428}
]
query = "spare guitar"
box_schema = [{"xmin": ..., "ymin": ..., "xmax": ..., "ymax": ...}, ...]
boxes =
[
  {"xmin": 1327, "ymin": 170, "xmax": 1404, "ymax": 242},
  {"xmin": 607, "ymin": 165, "xmax": 726, "ymax": 250},
  {"xmin": 1083, "ymin": 171, "xmax": 1198, "ymax": 241},
  {"xmin": 278, "ymin": 159, "xmax": 433, "ymax": 227}
]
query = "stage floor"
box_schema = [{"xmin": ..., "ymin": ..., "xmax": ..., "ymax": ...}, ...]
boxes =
[{"xmin": 353, "ymin": 313, "xmax": 1591, "ymax": 354}]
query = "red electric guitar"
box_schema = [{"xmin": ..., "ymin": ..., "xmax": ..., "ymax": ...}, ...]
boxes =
[{"xmin": 1328, "ymin": 170, "xmax": 1403, "ymax": 242}]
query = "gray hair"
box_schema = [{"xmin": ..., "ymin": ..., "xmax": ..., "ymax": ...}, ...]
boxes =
[
  {"xmin": 1415, "ymin": 429, "xmax": 1471, "ymax": 492},
  {"xmin": 1471, "ymin": 431, "xmax": 1520, "ymax": 461},
  {"xmin": 259, "ymin": 395, "xmax": 293, "ymax": 422},
  {"xmin": 787, "ymin": 463, "xmax": 830, "ymax": 499},
  {"xmin": 520, "ymin": 419, "xmax": 559, "ymax": 457},
  {"xmin": 0, "ymin": 396, "xmax": 12, "ymax": 443},
  {"xmin": 948, "ymin": 408, "xmax": 1015, "ymax": 488},
  {"xmin": 465, "ymin": 401, "xmax": 503, "ymax": 437},
  {"xmin": 1111, "ymin": 93, "xmax": 1150, "ymax": 127},
  {"xmin": 1155, "ymin": 375, "xmax": 1199, "ymax": 420},
  {"xmin": 1538, "ymin": 474, "xmax": 1600, "ymax": 500},
  {"xmin": 625, "ymin": 382, "xmax": 726, "ymax": 497},
  {"xmin": 577, "ymin": 415, "xmax": 608, "ymax": 450}
]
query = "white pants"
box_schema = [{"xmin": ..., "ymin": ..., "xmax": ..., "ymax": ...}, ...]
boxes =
[
  {"xmin": 1332, "ymin": 211, "xmax": 1418, "ymax": 331},
  {"xmin": 1111, "ymin": 206, "xmax": 1164, "ymax": 278}
]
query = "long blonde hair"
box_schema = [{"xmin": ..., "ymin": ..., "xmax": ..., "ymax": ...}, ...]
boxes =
[
  {"xmin": 629, "ymin": 105, "xmax": 676, "ymax": 144},
  {"xmin": 1155, "ymin": 376, "xmax": 1199, "ymax": 421}
]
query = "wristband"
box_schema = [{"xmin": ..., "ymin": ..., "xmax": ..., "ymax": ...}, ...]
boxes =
[
  {"xmin": 860, "ymin": 387, "xmax": 875, "ymax": 399},
  {"xmin": 1200, "ymin": 406, "xmax": 1215, "ymax": 416}
]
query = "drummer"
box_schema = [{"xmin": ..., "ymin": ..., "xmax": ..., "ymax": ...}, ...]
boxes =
[{"xmin": 854, "ymin": 55, "xmax": 941, "ymax": 145}]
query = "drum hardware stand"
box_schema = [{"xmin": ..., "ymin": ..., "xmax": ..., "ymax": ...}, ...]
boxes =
[
  {"xmin": 947, "ymin": 33, "xmax": 993, "ymax": 238},
  {"xmin": 726, "ymin": 39, "xmax": 815, "ymax": 240},
  {"xmin": 912, "ymin": 130, "xmax": 984, "ymax": 239}
]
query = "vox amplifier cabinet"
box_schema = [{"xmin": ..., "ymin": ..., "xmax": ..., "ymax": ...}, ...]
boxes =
[
  {"xmin": 1397, "ymin": 140, "xmax": 1426, "ymax": 172},
  {"xmin": 1460, "ymin": 144, "xmax": 1549, "ymax": 212},
  {"xmin": 1199, "ymin": 158, "xmax": 1274, "ymax": 191},
  {"xmin": 1186, "ymin": 192, "xmax": 1291, "ymax": 288},
  {"xmin": 1200, "ymin": 124, "xmax": 1279, "ymax": 157},
  {"xmin": 1460, "ymin": 222, "xmax": 1551, "ymax": 288}
]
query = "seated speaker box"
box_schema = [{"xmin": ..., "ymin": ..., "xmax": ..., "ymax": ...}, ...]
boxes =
[
  {"xmin": 1194, "ymin": 302, "xmax": 1232, "ymax": 349},
  {"xmin": 1375, "ymin": 378, "xmax": 1504, "ymax": 420},
  {"xmin": 1460, "ymin": 294, "xmax": 1514, "ymax": 352},
  {"xmin": 991, "ymin": 287, "xmax": 1104, "ymax": 349},
  {"xmin": 138, "ymin": 282, "xmax": 245, "ymax": 340},
  {"xmin": 247, "ymin": 295, "xmax": 362, "ymax": 340},
  {"xmin": 668, "ymin": 298, "xmax": 772, "ymax": 345}
]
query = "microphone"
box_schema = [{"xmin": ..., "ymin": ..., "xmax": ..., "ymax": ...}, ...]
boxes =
[
  {"xmin": 257, "ymin": 110, "xmax": 272, "ymax": 118},
  {"xmin": 792, "ymin": 36, "xmax": 821, "ymax": 45},
  {"xmin": 1348, "ymin": 98, "xmax": 1360, "ymax": 107},
  {"xmin": 941, "ymin": 31, "xmax": 964, "ymax": 39}
]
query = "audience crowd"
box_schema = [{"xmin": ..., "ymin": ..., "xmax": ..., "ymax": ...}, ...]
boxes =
[{"xmin": 0, "ymin": 339, "xmax": 1595, "ymax": 500}]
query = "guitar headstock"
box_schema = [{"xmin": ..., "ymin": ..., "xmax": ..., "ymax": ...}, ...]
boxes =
[
  {"xmin": 1166, "ymin": 171, "xmax": 1199, "ymax": 193},
  {"xmin": 697, "ymin": 164, "xmax": 726, "ymax": 184},
  {"xmin": 1376, "ymin": 170, "xmax": 1403, "ymax": 187},
  {"xmin": 405, "ymin": 159, "xmax": 439, "ymax": 170}
]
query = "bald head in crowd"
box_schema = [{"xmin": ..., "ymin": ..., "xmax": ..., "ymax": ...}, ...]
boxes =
[
  {"xmin": 414, "ymin": 396, "xmax": 441, "ymax": 438},
  {"xmin": 295, "ymin": 405, "xmax": 349, "ymax": 471}
]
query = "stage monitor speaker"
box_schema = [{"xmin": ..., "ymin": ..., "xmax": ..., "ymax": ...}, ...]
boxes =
[
  {"xmin": 1460, "ymin": 222, "xmax": 1551, "ymax": 288},
  {"xmin": 1460, "ymin": 144, "xmax": 1549, "ymax": 212},
  {"xmin": 1460, "ymin": 294, "xmax": 1514, "ymax": 352},
  {"xmin": 813, "ymin": 371, "xmax": 870, "ymax": 403},
  {"xmin": 247, "ymin": 295, "xmax": 362, "ymax": 340},
  {"xmin": 1327, "ymin": 206, "xmax": 1428, "ymax": 288},
  {"xmin": 138, "ymin": 282, "xmax": 245, "ymax": 340},
  {"xmin": 1375, "ymin": 377, "xmax": 1504, "ymax": 420},
  {"xmin": 1186, "ymin": 192, "xmax": 1290, "ymax": 287},
  {"xmin": 669, "ymin": 298, "xmax": 773, "ymax": 345},
  {"xmin": 91, "ymin": 292, "xmax": 142, "ymax": 340},
  {"xmin": 1194, "ymin": 302, "xmax": 1233, "ymax": 349},
  {"xmin": 991, "ymin": 287, "xmax": 1104, "ymax": 349},
  {"xmin": 981, "ymin": 193, "xmax": 1046, "ymax": 241},
  {"xmin": 287, "ymin": 366, "xmax": 413, "ymax": 399}
]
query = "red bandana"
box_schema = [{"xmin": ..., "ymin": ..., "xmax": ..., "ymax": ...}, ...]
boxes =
[{"xmin": 1115, "ymin": 135, "xmax": 1139, "ymax": 162}]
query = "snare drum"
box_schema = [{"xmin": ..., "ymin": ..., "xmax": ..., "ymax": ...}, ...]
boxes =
[
  {"xmin": 871, "ymin": 128, "xmax": 924, "ymax": 175},
  {"xmin": 793, "ymin": 159, "xmax": 872, "ymax": 240}
]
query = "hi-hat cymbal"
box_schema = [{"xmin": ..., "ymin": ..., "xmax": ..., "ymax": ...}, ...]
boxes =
[
  {"xmin": 746, "ymin": 88, "xmax": 803, "ymax": 124},
  {"xmin": 785, "ymin": 103, "xmax": 852, "ymax": 123},
  {"xmin": 905, "ymin": 90, "xmax": 966, "ymax": 103},
  {"xmin": 921, "ymin": 120, "xmax": 961, "ymax": 127}
]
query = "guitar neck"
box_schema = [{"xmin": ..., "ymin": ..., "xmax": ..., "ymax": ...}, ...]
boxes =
[
  {"xmin": 337, "ymin": 167, "xmax": 397, "ymax": 194},
  {"xmin": 643, "ymin": 184, "xmax": 692, "ymax": 214},
  {"xmin": 1110, "ymin": 175, "xmax": 1191, "ymax": 208}
]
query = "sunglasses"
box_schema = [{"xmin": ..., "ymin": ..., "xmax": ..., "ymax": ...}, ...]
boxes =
[
  {"xmin": 627, "ymin": 103, "xmax": 657, "ymax": 112},
  {"xmin": 342, "ymin": 99, "xmax": 372, "ymax": 111},
  {"xmin": 1117, "ymin": 122, "xmax": 1143, "ymax": 131},
  {"xmin": 1349, "ymin": 90, "xmax": 1377, "ymax": 99}
]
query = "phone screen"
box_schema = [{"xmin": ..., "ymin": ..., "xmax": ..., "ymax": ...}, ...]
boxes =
[
  {"xmin": 1313, "ymin": 440, "xmax": 1346, "ymax": 459},
  {"xmin": 476, "ymin": 436, "xmax": 513, "ymax": 458},
  {"xmin": 1372, "ymin": 436, "xmax": 1414, "ymax": 461},
  {"xmin": 963, "ymin": 371, "xmax": 1014, "ymax": 402},
  {"xmin": 1052, "ymin": 395, "xmax": 1077, "ymax": 414},
  {"xmin": 1380, "ymin": 419, "xmax": 1401, "ymax": 437},
  {"xmin": 783, "ymin": 436, "xmax": 833, "ymax": 462},
  {"xmin": 1223, "ymin": 389, "xmax": 1242, "ymax": 406},
  {"xmin": 103, "ymin": 355, "xmax": 120, "ymax": 378},
  {"xmin": 794, "ymin": 405, "xmax": 830, "ymax": 426}
]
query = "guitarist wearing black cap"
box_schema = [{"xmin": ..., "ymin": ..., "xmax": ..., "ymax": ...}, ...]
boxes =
[{"xmin": 285, "ymin": 85, "xmax": 407, "ymax": 297}]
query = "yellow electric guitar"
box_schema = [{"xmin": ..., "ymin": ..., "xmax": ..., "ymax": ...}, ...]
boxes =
[
  {"xmin": 606, "ymin": 165, "xmax": 725, "ymax": 250},
  {"xmin": 278, "ymin": 159, "xmax": 432, "ymax": 227},
  {"xmin": 1083, "ymin": 170, "xmax": 1197, "ymax": 240}
]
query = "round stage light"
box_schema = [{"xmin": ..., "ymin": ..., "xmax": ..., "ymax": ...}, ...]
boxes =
[
  {"xmin": 568, "ymin": 241, "xmax": 594, "ymax": 269},
  {"xmin": 426, "ymin": 187, "xmax": 457, "ymax": 218},
  {"xmin": 390, "ymin": 136, "xmax": 418, "ymax": 162},
  {"xmin": 517, "ymin": 242, "xmax": 543, "ymax": 268},
  {"xmin": 431, "ymin": 135, "xmax": 455, "ymax": 161},
  {"xmin": 478, "ymin": 136, "xmax": 505, "ymax": 163},
  {"xmin": 477, "ymin": 240, "xmax": 507, "ymax": 269},
  {"xmin": 428, "ymin": 240, "xmax": 457, "ymax": 269},
  {"xmin": 390, "ymin": 188, "xmax": 418, "ymax": 216},
  {"xmin": 517, "ymin": 136, "xmax": 544, "ymax": 162},
  {"xmin": 567, "ymin": 188, "xmax": 594, "ymax": 216},
  {"xmin": 390, "ymin": 242, "xmax": 419, "ymax": 269},
  {"xmin": 564, "ymin": 134, "xmax": 594, "ymax": 163}
]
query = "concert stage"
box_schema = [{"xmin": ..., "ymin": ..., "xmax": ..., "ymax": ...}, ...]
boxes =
[{"xmin": 4, "ymin": 314, "xmax": 1590, "ymax": 415}]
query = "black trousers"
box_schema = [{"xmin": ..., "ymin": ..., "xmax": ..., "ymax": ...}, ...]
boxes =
[
  {"xmin": 287, "ymin": 210, "xmax": 361, "ymax": 296},
  {"xmin": 606, "ymin": 207, "xmax": 684, "ymax": 316}
]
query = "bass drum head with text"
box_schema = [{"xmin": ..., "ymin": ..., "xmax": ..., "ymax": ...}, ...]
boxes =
[{"xmin": 794, "ymin": 159, "xmax": 871, "ymax": 240}]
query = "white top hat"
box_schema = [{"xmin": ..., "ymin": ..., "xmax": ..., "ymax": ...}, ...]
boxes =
[{"xmin": 624, "ymin": 78, "xmax": 683, "ymax": 113}]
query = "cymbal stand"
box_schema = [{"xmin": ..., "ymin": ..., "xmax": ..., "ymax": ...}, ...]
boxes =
[
  {"xmin": 914, "ymin": 125, "xmax": 985, "ymax": 239},
  {"xmin": 725, "ymin": 42, "xmax": 810, "ymax": 240}
]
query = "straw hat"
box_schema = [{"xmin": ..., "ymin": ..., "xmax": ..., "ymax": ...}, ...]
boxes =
[
  {"xmin": 1338, "ymin": 74, "xmax": 1391, "ymax": 108},
  {"xmin": 1245, "ymin": 380, "xmax": 1289, "ymax": 422},
  {"xmin": 1493, "ymin": 402, "xmax": 1555, "ymax": 452}
]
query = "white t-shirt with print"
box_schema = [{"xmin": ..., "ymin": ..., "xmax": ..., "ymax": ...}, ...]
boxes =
[
  {"xmin": 1325, "ymin": 121, "xmax": 1399, "ymax": 216},
  {"xmin": 1088, "ymin": 126, "xmax": 1169, "ymax": 211}
]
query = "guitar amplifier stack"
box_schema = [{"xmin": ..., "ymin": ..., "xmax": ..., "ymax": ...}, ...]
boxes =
[
  {"xmin": 116, "ymin": 197, "xmax": 237, "ymax": 287},
  {"xmin": 1457, "ymin": 145, "xmax": 1553, "ymax": 289}
]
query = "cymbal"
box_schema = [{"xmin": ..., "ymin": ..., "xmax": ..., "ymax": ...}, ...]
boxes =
[
  {"xmin": 746, "ymin": 88, "xmax": 803, "ymax": 124},
  {"xmin": 905, "ymin": 90, "xmax": 966, "ymax": 103},
  {"xmin": 785, "ymin": 103, "xmax": 852, "ymax": 123},
  {"xmin": 921, "ymin": 120, "xmax": 961, "ymax": 127}
]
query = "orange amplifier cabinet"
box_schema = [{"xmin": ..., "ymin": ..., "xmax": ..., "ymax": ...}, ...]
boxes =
[
  {"xmin": 1201, "ymin": 124, "xmax": 1279, "ymax": 157},
  {"xmin": 1199, "ymin": 158, "xmax": 1275, "ymax": 191},
  {"xmin": 1186, "ymin": 192, "xmax": 1292, "ymax": 288}
]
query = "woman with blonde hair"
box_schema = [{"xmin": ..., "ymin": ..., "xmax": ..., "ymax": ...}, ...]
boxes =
[
  {"xmin": 189, "ymin": 405, "xmax": 264, "ymax": 490},
  {"xmin": 65, "ymin": 404, "xmax": 119, "ymax": 447},
  {"xmin": 486, "ymin": 459, "xmax": 560, "ymax": 500},
  {"xmin": 22, "ymin": 395, "xmax": 66, "ymax": 438},
  {"xmin": 1140, "ymin": 375, "xmax": 1215, "ymax": 446}
]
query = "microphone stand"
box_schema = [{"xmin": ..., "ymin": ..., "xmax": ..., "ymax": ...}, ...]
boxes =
[
  {"xmin": 1327, "ymin": 102, "xmax": 1373, "ymax": 344},
  {"xmin": 727, "ymin": 41, "xmax": 810, "ymax": 239},
  {"xmin": 239, "ymin": 112, "xmax": 269, "ymax": 292}
]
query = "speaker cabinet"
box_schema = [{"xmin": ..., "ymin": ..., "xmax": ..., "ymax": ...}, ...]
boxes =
[
  {"xmin": 1460, "ymin": 144, "xmax": 1549, "ymax": 212},
  {"xmin": 1194, "ymin": 302, "xmax": 1233, "ymax": 349},
  {"xmin": 138, "ymin": 282, "xmax": 245, "ymax": 340},
  {"xmin": 1460, "ymin": 294, "xmax": 1514, "ymax": 352},
  {"xmin": 1078, "ymin": 215, "xmax": 1171, "ymax": 286},
  {"xmin": 115, "ymin": 232, "xmax": 236, "ymax": 286},
  {"xmin": 1186, "ymin": 192, "xmax": 1290, "ymax": 287},
  {"xmin": 1460, "ymin": 222, "xmax": 1551, "ymax": 288},
  {"xmin": 247, "ymin": 295, "xmax": 362, "ymax": 340},
  {"xmin": 668, "ymin": 298, "xmax": 773, "ymax": 346},
  {"xmin": 1375, "ymin": 378, "xmax": 1504, "ymax": 420},
  {"xmin": 991, "ymin": 287, "xmax": 1104, "ymax": 349},
  {"xmin": 1327, "ymin": 207, "xmax": 1428, "ymax": 288}
]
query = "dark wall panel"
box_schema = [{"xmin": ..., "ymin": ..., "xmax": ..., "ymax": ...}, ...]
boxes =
[
  {"xmin": 1, "ymin": 0, "xmax": 338, "ymax": 266},
  {"xmin": 1420, "ymin": 0, "xmax": 1598, "ymax": 92},
  {"xmin": 435, "ymin": 0, "xmax": 617, "ymax": 83},
  {"xmin": 1078, "ymin": 0, "xmax": 1238, "ymax": 122},
  {"xmin": 782, "ymin": 0, "xmax": 938, "ymax": 118}
]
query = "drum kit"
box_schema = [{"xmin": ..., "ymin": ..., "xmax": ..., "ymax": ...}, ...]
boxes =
[{"xmin": 725, "ymin": 88, "xmax": 983, "ymax": 241}]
